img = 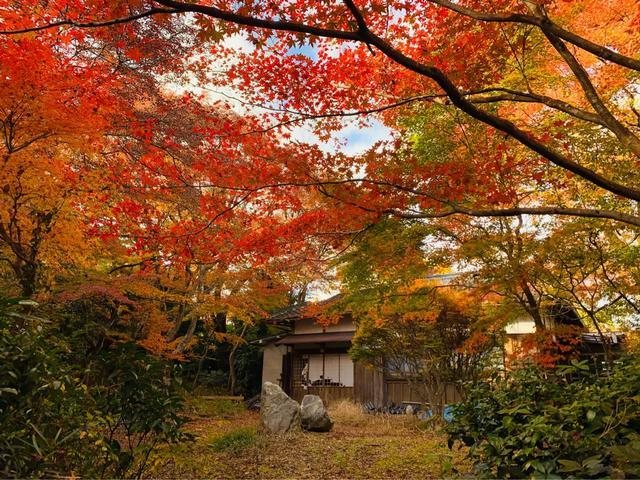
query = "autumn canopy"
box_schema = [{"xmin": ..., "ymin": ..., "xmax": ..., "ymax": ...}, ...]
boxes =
[{"xmin": 0, "ymin": 0, "xmax": 639, "ymax": 355}]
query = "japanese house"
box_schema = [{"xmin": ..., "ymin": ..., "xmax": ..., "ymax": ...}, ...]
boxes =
[
  {"xmin": 258, "ymin": 295, "xmax": 460, "ymax": 407},
  {"xmin": 258, "ymin": 294, "xmax": 623, "ymax": 407}
]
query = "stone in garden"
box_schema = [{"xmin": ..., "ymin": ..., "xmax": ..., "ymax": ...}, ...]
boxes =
[
  {"xmin": 405, "ymin": 405, "xmax": 414, "ymax": 415},
  {"xmin": 300, "ymin": 394, "xmax": 333, "ymax": 432},
  {"xmin": 417, "ymin": 410, "xmax": 430, "ymax": 421},
  {"xmin": 245, "ymin": 394, "xmax": 261, "ymax": 411},
  {"xmin": 260, "ymin": 382, "xmax": 301, "ymax": 433}
]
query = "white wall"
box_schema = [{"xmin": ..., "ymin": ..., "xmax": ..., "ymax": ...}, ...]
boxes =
[
  {"xmin": 505, "ymin": 316, "xmax": 536, "ymax": 335},
  {"xmin": 261, "ymin": 344, "xmax": 287, "ymax": 386},
  {"xmin": 294, "ymin": 316, "xmax": 356, "ymax": 334}
]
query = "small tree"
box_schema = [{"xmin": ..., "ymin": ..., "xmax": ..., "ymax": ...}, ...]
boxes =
[{"xmin": 350, "ymin": 293, "xmax": 498, "ymax": 417}]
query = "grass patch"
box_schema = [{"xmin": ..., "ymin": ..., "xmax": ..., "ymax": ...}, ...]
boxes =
[
  {"xmin": 330, "ymin": 399, "xmax": 421, "ymax": 435},
  {"xmin": 185, "ymin": 396, "xmax": 245, "ymax": 418},
  {"xmin": 210, "ymin": 427, "xmax": 256, "ymax": 454}
]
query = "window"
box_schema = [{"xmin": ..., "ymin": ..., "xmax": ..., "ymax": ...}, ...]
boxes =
[{"xmin": 296, "ymin": 353, "xmax": 354, "ymax": 387}]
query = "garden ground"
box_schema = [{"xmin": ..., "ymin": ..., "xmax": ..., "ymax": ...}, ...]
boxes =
[{"xmin": 146, "ymin": 397, "xmax": 470, "ymax": 479}]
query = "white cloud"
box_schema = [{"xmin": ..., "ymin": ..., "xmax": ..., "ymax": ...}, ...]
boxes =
[{"xmin": 335, "ymin": 119, "xmax": 393, "ymax": 156}]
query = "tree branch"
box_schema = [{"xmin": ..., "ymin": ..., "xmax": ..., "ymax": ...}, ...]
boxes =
[
  {"xmin": 424, "ymin": 0, "xmax": 640, "ymax": 72},
  {"xmin": 359, "ymin": 30, "xmax": 640, "ymax": 201},
  {"xmin": 0, "ymin": 8, "xmax": 177, "ymax": 35},
  {"xmin": 387, "ymin": 205, "xmax": 640, "ymax": 228},
  {"xmin": 5, "ymin": 0, "xmax": 640, "ymax": 201},
  {"xmin": 153, "ymin": 0, "xmax": 361, "ymax": 41},
  {"xmin": 467, "ymin": 88, "xmax": 605, "ymax": 126},
  {"xmin": 542, "ymin": 31, "xmax": 640, "ymax": 157},
  {"xmin": 342, "ymin": 0, "xmax": 369, "ymax": 32}
]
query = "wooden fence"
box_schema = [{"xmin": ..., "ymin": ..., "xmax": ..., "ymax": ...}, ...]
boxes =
[
  {"xmin": 289, "ymin": 363, "xmax": 463, "ymax": 408},
  {"xmin": 354, "ymin": 362, "xmax": 385, "ymax": 406},
  {"xmin": 385, "ymin": 379, "xmax": 462, "ymax": 405}
]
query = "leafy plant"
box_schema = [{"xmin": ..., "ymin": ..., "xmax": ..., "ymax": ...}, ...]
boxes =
[
  {"xmin": 0, "ymin": 299, "xmax": 188, "ymax": 478},
  {"xmin": 210, "ymin": 427, "xmax": 256, "ymax": 454},
  {"xmin": 91, "ymin": 343, "xmax": 188, "ymax": 479},
  {"xmin": 447, "ymin": 358, "xmax": 640, "ymax": 478},
  {"xmin": 0, "ymin": 299, "xmax": 99, "ymax": 477}
]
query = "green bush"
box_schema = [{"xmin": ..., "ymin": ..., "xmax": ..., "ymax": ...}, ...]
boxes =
[
  {"xmin": 210, "ymin": 427, "xmax": 256, "ymax": 454},
  {"xmin": 447, "ymin": 358, "xmax": 640, "ymax": 478},
  {"xmin": 0, "ymin": 300, "xmax": 100, "ymax": 477},
  {"xmin": 90, "ymin": 344, "xmax": 187, "ymax": 479},
  {"xmin": 0, "ymin": 299, "xmax": 187, "ymax": 478}
]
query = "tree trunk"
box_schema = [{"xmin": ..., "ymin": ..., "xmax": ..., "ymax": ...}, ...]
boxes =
[
  {"xmin": 17, "ymin": 261, "xmax": 37, "ymax": 298},
  {"xmin": 228, "ymin": 323, "xmax": 248, "ymax": 395},
  {"xmin": 174, "ymin": 316, "xmax": 198, "ymax": 355},
  {"xmin": 214, "ymin": 311, "xmax": 227, "ymax": 334}
]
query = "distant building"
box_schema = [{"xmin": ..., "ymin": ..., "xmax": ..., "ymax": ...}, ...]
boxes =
[{"xmin": 258, "ymin": 290, "xmax": 624, "ymax": 407}]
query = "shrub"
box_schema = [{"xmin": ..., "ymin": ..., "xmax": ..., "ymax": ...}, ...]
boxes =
[
  {"xmin": 0, "ymin": 301, "xmax": 100, "ymax": 477},
  {"xmin": 0, "ymin": 298, "xmax": 187, "ymax": 478},
  {"xmin": 210, "ymin": 428, "xmax": 256, "ymax": 454},
  {"xmin": 91, "ymin": 343, "xmax": 187, "ymax": 479},
  {"xmin": 447, "ymin": 358, "xmax": 640, "ymax": 478}
]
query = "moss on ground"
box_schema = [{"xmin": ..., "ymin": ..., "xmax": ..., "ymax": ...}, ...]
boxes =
[
  {"xmin": 184, "ymin": 395, "xmax": 246, "ymax": 418},
  {"xmin": 146, "ymin": 397, "xmax": 469, "ymax": 479}
]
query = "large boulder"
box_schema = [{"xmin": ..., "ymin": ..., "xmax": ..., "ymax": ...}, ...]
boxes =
[
  {"xmin": 260, "ymin": 382, "xmax": 301, "ymax": 433},
  {"xmin": 301, "ymin": 394, "xmax": 333, "ymax": 432}
]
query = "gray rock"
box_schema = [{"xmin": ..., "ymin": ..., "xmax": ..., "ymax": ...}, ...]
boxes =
[
  {"xmin": 417, "ymin": 410, "xmax": 430, "ymax": 421},
  {"xmin": 245, "ymin": 394, "xmax": 261, "ymax": 411},
  {"xmin": 405, "ymin": 405, "xmax": 414, "ymax": 415},
  {"xmin": 260, "ymin": 382, "xmax": 301, "ymax": 433},
  {"xmin": 300, "ymin": 394, "xmax": 333, "ymax": 432}
]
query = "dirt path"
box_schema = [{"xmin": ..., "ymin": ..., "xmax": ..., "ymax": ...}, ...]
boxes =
[{"xmin": 147, "ymin": 400, "xmax": 469, "ymax": 479}]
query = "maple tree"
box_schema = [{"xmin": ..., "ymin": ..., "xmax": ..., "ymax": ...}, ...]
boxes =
[
  {"xmin": 3, "ymin": 5, "xmax": 640, "ymax": 476},
  {"xmin": 0, "ymin": 33, "xmax": 124, "ymax": 297},
  {"xmin": 350, "ymin": 287, "xmax": 498, "ymax": 416},
  {"xmin": 2, "ymin": 0, "xmax": 638, "ymax": 229},
  {"xmin": 0, "ymin": 22, "xmax": 322, "ymax": 369},
  {"xmin": 1, "ymin": 0, "xmax": 639, "ymax": 364}
]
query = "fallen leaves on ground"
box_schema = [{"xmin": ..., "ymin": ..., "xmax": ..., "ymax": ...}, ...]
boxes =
[{"xmin": 146, "ymin": 399, "xmax": 470, "ymax": 479}]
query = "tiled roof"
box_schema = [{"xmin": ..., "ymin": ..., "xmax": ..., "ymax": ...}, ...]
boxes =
[
  {"xmin": 275, "ymin": 331, "xmax": 354, "ymax": 345},
  {"xmin": 266, "ymin": 293, "xmax": 343, "ymax": 324}
]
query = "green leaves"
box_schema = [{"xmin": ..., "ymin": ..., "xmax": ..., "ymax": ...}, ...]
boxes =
[
  {"xmin": 0, "ymin": 299, "xmax": 187, "ymax": 478},
  {"xmin": 447, "ymin": 357, "xmax": 640, "ymax": 478},
  {"xmin": 557, "ymin": 459, "xmax": 582, "ymax": 473}
]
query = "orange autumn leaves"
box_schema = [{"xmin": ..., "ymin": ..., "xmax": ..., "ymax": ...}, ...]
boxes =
[{"xmin": 1, "ymin": 0, "xmax": 639, "ymax": 362}]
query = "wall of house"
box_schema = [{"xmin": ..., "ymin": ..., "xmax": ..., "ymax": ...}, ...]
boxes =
[
  {"xmin": 261, "ymin": 343, "xmax": 287, "ymax": 386},
  {"xmin": 294, "ymin": 316, "xmax": 356, "ymax": 334},
  {"xmin": 505, "ymin": 316, "xmax": 536, "ymax": 335}
]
